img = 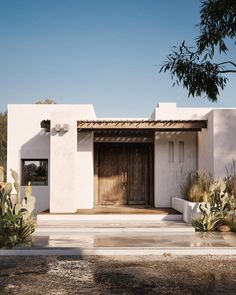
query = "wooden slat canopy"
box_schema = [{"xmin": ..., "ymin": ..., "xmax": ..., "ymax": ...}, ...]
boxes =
[
  {"xmin": 77, "ymin": 120, "xmax": 207, "ymax": 131},
  {"xmin": 41, "ymin": 119, "xmax": 207, "ymax": 132}
]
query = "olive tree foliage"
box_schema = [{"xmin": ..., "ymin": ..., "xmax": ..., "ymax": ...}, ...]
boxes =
[
  {"xmin": 35, "ymin": 99, "xmax": 56, "ymax": 104},
  {"xmin": 160, "ymin": 0, "xmax": 236, "ymax": 101}
]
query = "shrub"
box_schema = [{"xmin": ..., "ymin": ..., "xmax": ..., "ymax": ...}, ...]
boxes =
[
  {"xmin": 180, "ymin": 170, "xmax": 213, "ymax": 202},
  {"xmin": 0, "ymin": 170, "xmax": 36, "ymax": 248},
  {"xmin": 192, "ymin": 180, "xmax": 235, "ymax": 231}
]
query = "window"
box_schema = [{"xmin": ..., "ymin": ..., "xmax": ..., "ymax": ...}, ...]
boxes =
[
  {"xmin": 179, "ymin": 141, "xmax": 184, "ymax": 163},
  {"xmin": 168, "ymin": 141, "xmax": 174, "ymax": 163},
  {"xmin": 22, "ymin": 159, "xmax": 48, "ymax": 186}
]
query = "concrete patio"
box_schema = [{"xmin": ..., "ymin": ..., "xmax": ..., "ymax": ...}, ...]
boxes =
[{"xmin": 1, "ymin": 220, "xmax": 236, "ymax": 256}]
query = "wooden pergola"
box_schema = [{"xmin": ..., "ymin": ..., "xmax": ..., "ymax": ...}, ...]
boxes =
[
  {"xmin": 41, "ymin": 119, "xmax": 207, "ymax": 132},
  {"xmin": 77, "ymin": 120, "xmax": 207, "ymax": 132}
]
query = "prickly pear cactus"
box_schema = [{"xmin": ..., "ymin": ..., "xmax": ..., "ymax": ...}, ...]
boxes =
[
  {"xmin": 10, "ymin": 169, "xmax": 20, "ymax": 203},
  {"xmin": 0, "ymin": 166, "xmax": 4, "ymax": 183},
  {"xmin": 0, "ymin": 182, "xmax": 13, "ymax": 216},
  {"xmin": 25, "ymin": 182, "xmax": 33, "ymax": 198},
  {"xmin": 14, "ymin": 182, "xmax": 36, "ymax": 220},
  {"xmin": 192, "ymin": 179, "xmax": 235, "ymax": 231},
  {"xmin": 0, "ymin": 169, "xmax": 37, "ymax": 248}
]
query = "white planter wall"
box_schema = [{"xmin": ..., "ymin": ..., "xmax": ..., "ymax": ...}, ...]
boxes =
[{"xmin": 172, "ymin": 197, "xmax": 200, "ymax": 224}]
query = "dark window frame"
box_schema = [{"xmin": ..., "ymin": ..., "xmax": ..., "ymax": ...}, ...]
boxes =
[{"xmin": 21, "ymin": 159, "xmax": 48, "ymax": 186}]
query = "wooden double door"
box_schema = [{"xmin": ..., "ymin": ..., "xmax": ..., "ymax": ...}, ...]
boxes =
[{"xmin": 95, "ymin": 143, "xmax": 153, "ymax": 206}]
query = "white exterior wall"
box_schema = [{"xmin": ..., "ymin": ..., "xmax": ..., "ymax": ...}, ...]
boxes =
[
  {"xmin": 154, "ymin": 132, "xmax": 197, "ymax": 207},
  {"xmin": 154, "ymin": 103, "xmax": 210, "ymax": 207},
  {"xmin": 7, "ymin": 104, "xmax": 96, "ymax": 213},
  {"xmin": 7, "ymin": 105, "xmax": 51, "ymax": 212},
  {"xmin": 76, "ymin": 132, "xmax": 94, "ymax": 209},
  {"xmin": 213, "ymin": 109, "xmax": 236, "ymax": 178},
  {"xmin": 198, "ymin": 109, "xmax": 236, "ymax": 179},
  {"xmin": 198, "ymin": 111, "xmax": 214, "ymax": 175},
  {"xmin": 8, "ymin": 102, "xmax": 236, "ymax": 212}
]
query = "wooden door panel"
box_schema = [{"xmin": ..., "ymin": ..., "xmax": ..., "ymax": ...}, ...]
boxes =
[
  {"xmin": 96, "ymin": 143, "xmax": 153, "ymax": 206},
  {"xmin": 127, "ymin": 145, "xmax": 149, "ymax": 205},
  {"xmin": 98, "ymin": 145, "xmax": 124, "ymax": 205}
]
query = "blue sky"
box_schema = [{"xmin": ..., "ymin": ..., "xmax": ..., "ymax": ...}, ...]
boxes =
[{"xmin": 0, "ymin": 0, "xmax": 235, "ymax": 117}]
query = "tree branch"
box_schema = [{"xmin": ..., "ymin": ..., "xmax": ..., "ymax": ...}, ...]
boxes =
[
  {"xmin": 218, "ymin": 61, "xmax": 236, "ymax": 68},
  {"xmin": 218, "ymin": 70, "xmax": 236, "ymax": 74}
]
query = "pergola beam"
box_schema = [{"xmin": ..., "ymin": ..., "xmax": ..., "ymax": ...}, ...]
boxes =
[
  {"xmin": 41, "ymin": 119, "xmax": 208, "ymax": 132},
  {"xmin": 77, "ymin": 120, "xmax": 207, "ymax": 131}
]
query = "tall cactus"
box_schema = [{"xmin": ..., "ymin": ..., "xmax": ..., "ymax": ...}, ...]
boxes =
[
  {"xmin": 10, "ymin": 169, "xmax": 20, "ymax": 203},
  {"xmin": 15, "ymin": 181, "xmax": 36, "ymax": 220}
]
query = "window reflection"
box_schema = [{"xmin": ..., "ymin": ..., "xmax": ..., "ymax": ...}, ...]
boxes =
[{"xmin": 22, "ymin": 159, "xmax": 48, "ymax": 185}]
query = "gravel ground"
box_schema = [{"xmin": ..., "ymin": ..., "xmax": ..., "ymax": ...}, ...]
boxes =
[{"xmin": 0, "ymin": 255, "xmax": 236, "ymax": 295}]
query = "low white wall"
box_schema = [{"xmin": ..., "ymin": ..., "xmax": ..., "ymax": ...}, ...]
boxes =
[
  {"xmin": 183, "ymin": 201, "xmax": 200, "ymax": 224},
  {"xmin": 172, "ymin": 197, "xmax": 200, "ymax": 224},
  {"xmin": 172, "ymin": 197, "xmax": 184, "ymax": 213}
]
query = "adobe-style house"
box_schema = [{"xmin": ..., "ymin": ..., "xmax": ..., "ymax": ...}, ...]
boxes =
[{"xmin": 7, "ymin": 102, "xmax": 236, "ymax": 213}]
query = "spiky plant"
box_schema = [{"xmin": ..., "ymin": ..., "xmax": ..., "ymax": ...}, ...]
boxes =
[
  {"xmin": 192, "ymin": 180, "xmax": 235, "ymax": 231},
  {"xmin": 0, "ymin": 170, "xmax": 36, "ymax": 248}
]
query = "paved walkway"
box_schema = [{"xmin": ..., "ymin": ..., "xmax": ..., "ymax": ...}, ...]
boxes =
[{"xmin": 1, "ymin": 220, "xmax": 236, "ymax": 255}]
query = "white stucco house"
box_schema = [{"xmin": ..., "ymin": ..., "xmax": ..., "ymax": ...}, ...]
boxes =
[{"xmin": 7, "ymin": 102, "xmax": 236, "ymax": 214}]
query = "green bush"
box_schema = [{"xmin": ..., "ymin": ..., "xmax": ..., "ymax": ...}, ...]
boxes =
[
  {"xmin": 0, "ymin": 209, "xmax": 35, "ymax": 248},
  {"xmin": 0, "ymin": 170, "xmax": 36, "ymax": 248}
]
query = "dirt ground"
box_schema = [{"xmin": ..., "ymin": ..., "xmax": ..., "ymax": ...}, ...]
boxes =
[{"xmin": 0, "ymin": 255, "xmax": 236, "ymax": 295}]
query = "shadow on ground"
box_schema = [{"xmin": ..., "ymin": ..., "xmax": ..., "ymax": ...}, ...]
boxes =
[{"xmin": 0, "ymin": 256, "xmax": 236, "ymax": 295}]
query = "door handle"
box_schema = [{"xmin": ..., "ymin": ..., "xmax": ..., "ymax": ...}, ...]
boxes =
[
  {"xmin": 121, "ymin": 172, "xmax": 124, "ymax": 183},
  {"xmin": 121, "ymin": 172, "xmax": 128, "ymax": 184},
  {"xmin": 124, "ymin": 172, "xmax": 128, "ymax": 184}
]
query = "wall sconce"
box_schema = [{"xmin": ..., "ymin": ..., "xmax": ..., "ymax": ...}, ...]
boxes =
[
  {"xmin": 63, "ymin": 124, "xmax": 69, "ymax": 132},
  {"xmin": 55, "ymin": 124, "xmax": 61, "ymax": 132}
]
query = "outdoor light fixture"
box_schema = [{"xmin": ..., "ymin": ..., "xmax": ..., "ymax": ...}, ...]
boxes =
[
  {"xmin": 62, "ymin": 124, "xmax": 69, "ymax": 132},
  {"xmin": 55, "ymin": 124, "xmax": 61, "ymax": 132}
]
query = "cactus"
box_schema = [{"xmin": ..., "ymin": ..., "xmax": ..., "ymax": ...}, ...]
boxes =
[
  {"xmin": 0, "ymin": 166, "xmax": 4, "ymax": 183},
  {"xmin": 14, "ymin": 182, "xmax": 36, "ymax": 220},
  {"xmin": 2, "ymin": 171, "xmax": 36, "ymax": 221},
  {"xmin": 10, "ymin": 169, "xmax": 20, "ymax": 203},
  {"xmin": 192, "ymin": 179, "xmax": 235, "ymax": 231},
  {"xmin": 0, "ymin": 182, "xmax": 13, "ymax": 217},
  {"xmin": 0, "ymin": 170, "xmax": 37, "ymax": 248}
]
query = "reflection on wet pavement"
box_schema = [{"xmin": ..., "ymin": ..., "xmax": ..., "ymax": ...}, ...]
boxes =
[{"xmin": 31, "ymin": 232, "xmax": 236, "ymax": 249}]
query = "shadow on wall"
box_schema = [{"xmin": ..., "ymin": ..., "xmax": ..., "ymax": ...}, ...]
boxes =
[
  {"xmin": 19, "ymin": 130, "xmax": 50, "ymax": 212},
  {"xmin": 213, "ymin": 110, "xmax": 236, "ymax": 178},
  {"xmin": 77, "ymin": 132, "xmax": 93, "ymax": 152}
]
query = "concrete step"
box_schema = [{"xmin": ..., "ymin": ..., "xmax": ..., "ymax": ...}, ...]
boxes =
[
  {"xmin": 37, "ymin": 213, "xmax": 183, "ymax": 222},
  {"xmin": 35, "ymin": 220, "xmax": 194, "ymax": 233}
]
